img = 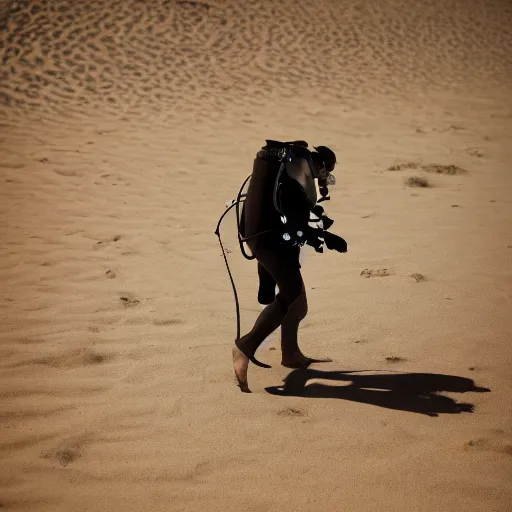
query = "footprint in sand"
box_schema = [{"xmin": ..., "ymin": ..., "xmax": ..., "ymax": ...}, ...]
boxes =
[
  {"xmin": 277, "ymin": 407, "xmax": 307, "ymax": 417},
  {"xmin": 405, "ymin": 176, "xmax": 432, "ymax": 188},
  {"xmin": 387, "ymin": 161, "xmax": 420, "ymax": 171},
  {"xmin": 361, "ymin": 268, "xmax": 394, "ymax": 278},
  {"xmin": 152, "ymin": 318, "xmax": 184, "ymax": 326},
  {"xmin": 120, "ymin": 295, "xmax": 140, "ymax": 307},
  {"xmin": 411, "ymin": 273, "xmax": 426, "ymax": 282},
  {"xmin": 94, "ymin": 235, "xmax": 122, "ymax": 249},
  {"xmin": 422, "ymin": 164, "xmax": 468, "ymax": 175},
  {"xmin": 42, "ymin": 434, "xmax": 90, "ymax": 467},
  {"xmin": 387, "ymin": 162, "xmax": 469, "ymax": 176},
  {"xmin": 385, "ymin": 356, "xmax": 407, "ymax": 363}
]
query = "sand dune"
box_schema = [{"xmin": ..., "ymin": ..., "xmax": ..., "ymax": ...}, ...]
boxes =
[{"xmin": 1, "ymin": 1, "xmax": 512, "ymax": 511}]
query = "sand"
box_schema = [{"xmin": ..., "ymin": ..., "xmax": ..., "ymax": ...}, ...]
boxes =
[{"xmin": 1, "ymin": 1, "xmax": 512, "ymax": 511}]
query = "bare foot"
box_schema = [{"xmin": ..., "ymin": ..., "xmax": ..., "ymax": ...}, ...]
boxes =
[
  {"xmin": 281, "ymin": 351, "xmax": 312, "ymax": 369},
  {"xmin": 281, "ymin": 352, "xmax": 332, "ymax": 369},
  {"xmin": 232, "ymin": 345, "xmax": 251, "ymax": 393}
]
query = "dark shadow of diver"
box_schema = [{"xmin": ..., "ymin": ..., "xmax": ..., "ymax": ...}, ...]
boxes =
[{"xmin": 265, "ymin": 369, "xmax": 491, "ymax": 417}]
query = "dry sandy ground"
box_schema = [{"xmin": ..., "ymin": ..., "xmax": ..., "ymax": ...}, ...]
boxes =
[{"xmin": 1, "ymin": 1, "xmax": 512, "ymax": 511}]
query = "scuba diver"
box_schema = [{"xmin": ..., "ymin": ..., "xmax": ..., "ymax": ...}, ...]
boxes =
[{"xmin": 216, "ymin": 140, "xmax": 348, "ymax": 393}]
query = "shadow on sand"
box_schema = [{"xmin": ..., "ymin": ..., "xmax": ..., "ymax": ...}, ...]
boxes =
[{"xmin": 265, "ymin": 369, "xmax": 491, "ymax": 416}]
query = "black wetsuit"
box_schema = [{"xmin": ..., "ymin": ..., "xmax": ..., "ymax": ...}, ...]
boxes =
[{"xmin": 236, "ymin": 143, "xmax": 321, "ymax": 365}]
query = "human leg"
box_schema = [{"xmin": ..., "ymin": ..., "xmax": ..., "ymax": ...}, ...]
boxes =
[{"xmin": 257, "ymin": 261, "xmax": 277, "ymax": 305}]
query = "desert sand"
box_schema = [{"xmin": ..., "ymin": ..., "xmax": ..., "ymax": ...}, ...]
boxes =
[{"xmin": 1, "ymin": 1, "xmax": 512, "ymax": 511}]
